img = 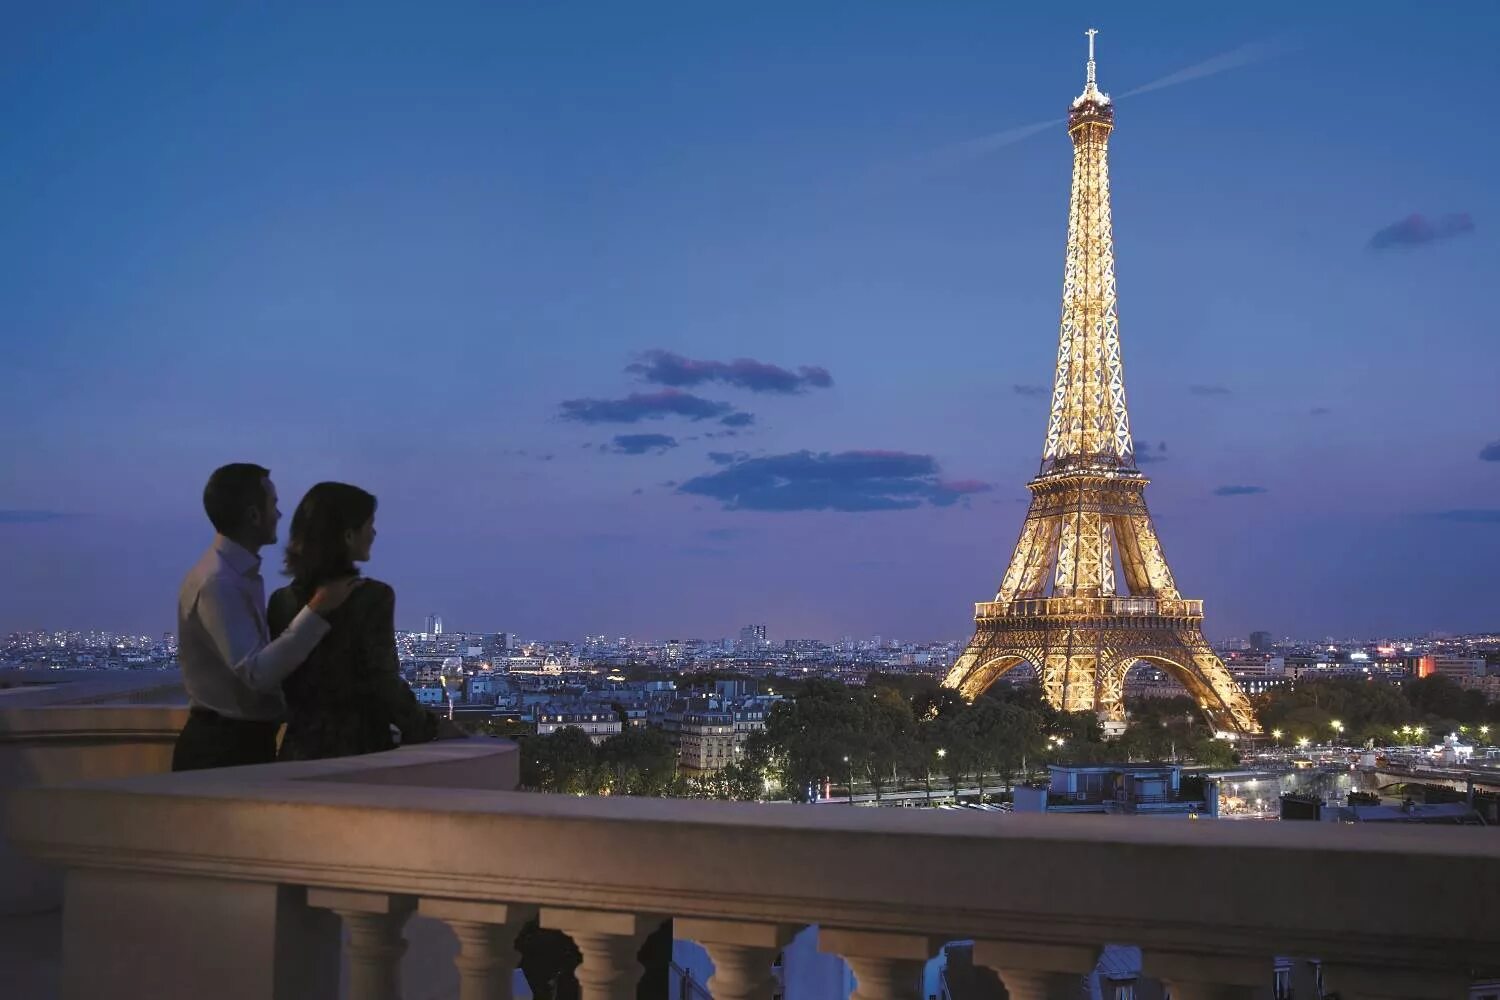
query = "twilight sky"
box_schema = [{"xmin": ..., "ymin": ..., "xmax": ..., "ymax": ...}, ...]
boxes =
[{"xmin": 2, "ymin": 3, "xmax": 1497, "ymax": 642}]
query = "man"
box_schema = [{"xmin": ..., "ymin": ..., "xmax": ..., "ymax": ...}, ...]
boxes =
[{"xmin": 173, "ymin": 463, "xmax": 362, "ymax": 771}]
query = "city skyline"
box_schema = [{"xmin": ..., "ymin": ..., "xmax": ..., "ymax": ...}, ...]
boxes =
[{"xmin": 3, "ymin": 5, "xmax": 1498, "ymax": 640}]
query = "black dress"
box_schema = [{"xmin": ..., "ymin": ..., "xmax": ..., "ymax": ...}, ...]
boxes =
[{"xmin": 267, "ymin": 579, "xmax": 437, "ymax": 761}]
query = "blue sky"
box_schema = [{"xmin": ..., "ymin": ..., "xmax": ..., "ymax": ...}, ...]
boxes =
[{"xmin": 2, "ymin": 3, "xmax": 1497, "ymax": 641}]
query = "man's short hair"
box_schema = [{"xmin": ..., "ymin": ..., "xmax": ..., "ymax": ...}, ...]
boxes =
[{"xmin": 203, "ymin": 463, "xmax": 271, "ymax": 535}]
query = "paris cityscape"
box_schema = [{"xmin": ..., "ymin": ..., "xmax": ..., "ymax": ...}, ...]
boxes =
[{"xmin": 2, "ymin": 6, "xmax": 1497, "ymax": 1000}]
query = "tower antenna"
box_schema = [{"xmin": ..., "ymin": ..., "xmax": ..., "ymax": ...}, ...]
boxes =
[{"xmin": 1085, "ymin": 28, "xmax": 1098, "ymax": 85}]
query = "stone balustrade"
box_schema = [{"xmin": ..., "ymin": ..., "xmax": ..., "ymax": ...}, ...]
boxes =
[
  {"xmin": 5, "ymin": 737, "xmax": 1498, "ymax": 1000},
  {"xmin": 0, "ymin": 703, "xmax": 188, "ymax": 914}
]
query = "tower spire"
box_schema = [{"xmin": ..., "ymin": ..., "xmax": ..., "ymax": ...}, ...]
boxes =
[{"xmin": 1074, "ymin": 27, "xmax": 1110, "ymax": 109}]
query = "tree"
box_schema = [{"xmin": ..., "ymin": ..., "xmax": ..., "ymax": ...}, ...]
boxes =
[
  {"xmin": 478, "ymin": 717, "xmax": 533, "ymax": 740},
  {"xmin": 934, "ymin": 707, "xmax": 977, "ymax": 797},
  {"xmin": 762, "ymin": 679, "xmax": 862, "ymax": 802},
  {"xmin": 856, "ymin": 687, "xmax": 917, "ymax": 803},
  {"xmin": 522, "ymin": 727, "xmax": 600, "ymax": 794},
  {"xmin": 1054, "ymin": 710, "xmax": 1105, "ymax": 746},
  {"xmin": 1189, "ymin": 736, "xmax": 1238, "ymax": 768},
  {"xmin": 597, "ymin": 726, "xmax": 678, "ymax": 797},
  {"xmin": 1406, "ymin": 676, "xmax": 1485, "ymax": 724},
  {"xmin": 958, "ymin": 700, "xmax": 1041, "ymax": 801}
]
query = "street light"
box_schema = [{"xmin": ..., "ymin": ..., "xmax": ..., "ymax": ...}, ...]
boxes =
[
  {"xmin": 1330, "ymin": 720, "xmax": 1344, "ymax": 747},
  {"xmin": 1297, "ymin": 737, "xmax": 1310, "ymax": 750},
  {"xmin": 1271, "ymin": 728, "xmax": 1283, "ymax": 746},
  {"xmin": 842, "ymin": 755, "xmax": 853, "ymax": 806}
]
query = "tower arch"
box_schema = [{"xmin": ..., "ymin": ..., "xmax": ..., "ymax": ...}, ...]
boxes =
[{"xmin": 943, "ymin": 651, "xmax": 1041, "ymax": 703}]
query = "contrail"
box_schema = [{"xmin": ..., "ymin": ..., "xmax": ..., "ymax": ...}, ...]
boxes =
[
  {"xmin": 891, "ymin": 38, "xmax": 1293, "ymax": 178},
  {"xmin": 912, "ymin": 117, "xmax": 1063, "ymax": 172},
  {"xmin": 1116, "ymin": 39, "xmax": 1294, "ymax": 99}
]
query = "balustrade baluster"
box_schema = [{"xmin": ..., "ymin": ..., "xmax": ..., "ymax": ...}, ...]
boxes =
[
  {"xmin": 541, "ymin": 908, "xmax": 659, "ymax": 1000},
  {"xmin": 307, "ymin": 888, "xmax": 415, "ymax": 1000},
  {"xmin": 676, "ymin": 918, "xmax": 800, "ymax": 1000},
  {"xmin": 418, "ymin": 899, "xmax": 537, "ymax": 1000},
  {"xmin": 972, "ymin": 940, "xmax": 1100, "ymax": 1000},
  {"xmin": 819, "ymin": 929, "xmax": 943, "ymax": 1000}
]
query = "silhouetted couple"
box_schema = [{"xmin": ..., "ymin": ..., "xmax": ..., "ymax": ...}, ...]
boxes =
[{"xmin": 172, "ymin": 463, "xmax": 443, "ymax": 771}]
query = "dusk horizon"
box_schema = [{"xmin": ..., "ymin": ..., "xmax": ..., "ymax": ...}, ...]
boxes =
[{"xmin": 3, "ymin": 4, "xmax": 1497, "ymax": 642}]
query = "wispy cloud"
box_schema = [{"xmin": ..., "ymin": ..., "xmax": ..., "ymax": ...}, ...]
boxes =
[
  {"xmin": 1133, "ymin": 439, "xmax": 1168, "ymax": 464},
  {"xmin": 1423, "ymin": 509, "xmax": 1500, "ymax": 524},
  {"xmin": 1012, "ymin": 384, "xmax": 1049, "ymax": 398},
  {"xmin": 708, "ymin": 451, "xmax": 749, "ymax": 466},
  {"xmin": 679, "ymin": 450, "xmax": 990, "ymax": 513},
  {"xmin": 559, "ymin": 389, "xmax": 734, "ymax": 425},
  {"xmin": 1189, "ymin": 384, "xmax": 1232, "ymax": 397},
  {"xmin": 1213, "ymin": 485, "xmax": 1267, "ymax": 497},
  {"xmin": 1310, "ymin": 407, "xmax": 1332, "ymax": 417},
  {"xmin": 0, "ymin": 509, "xmax": 74, "ymax": 524},
  {"xmin": 628, "ymin": 350, "xmax": 832, "ymax": 395},
  {"xmin": 1369, "ymin": 213, "xmax": 1475, "ymax": 250},
  {"xmin": 605, "ymin": 434, "xmax": 679, "ymax": 456},
  {"xmin": 720, "ymin": 412, "xmax": 755, "ymax": 428},
  {"xmin": 1480, "ymin": 441, "xmax": 1500, "ymax": 462}
]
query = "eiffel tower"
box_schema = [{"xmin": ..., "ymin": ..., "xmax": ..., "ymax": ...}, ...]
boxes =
[{"xmin": 942, "ymin": 31, "xmax": 1260, "ymax": 736}]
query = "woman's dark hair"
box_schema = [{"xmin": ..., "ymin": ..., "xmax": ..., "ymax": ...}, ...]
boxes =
[{"xmin": 283, "ymin": 482, "xmax": 377, "ymax": 590}]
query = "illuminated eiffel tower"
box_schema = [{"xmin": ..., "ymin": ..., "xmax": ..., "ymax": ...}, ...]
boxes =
[{"xmin": 943, "ymin": 31, "xmax": 1260, "ymax": 736}]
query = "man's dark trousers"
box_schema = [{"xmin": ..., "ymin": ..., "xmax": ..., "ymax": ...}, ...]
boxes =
[{"xmin": 171, "ymin": 707, "xmax": 279, "ymax": 771}]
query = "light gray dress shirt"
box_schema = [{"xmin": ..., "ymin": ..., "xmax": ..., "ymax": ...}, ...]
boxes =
[{"xmin": 176, "ymin": 535, "xmax": 330, "ymax": 721}]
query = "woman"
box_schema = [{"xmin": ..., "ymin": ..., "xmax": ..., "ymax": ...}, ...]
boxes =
[{"xmin": 268, "ymin": 482, "xmax": 438, "ymax": 760}]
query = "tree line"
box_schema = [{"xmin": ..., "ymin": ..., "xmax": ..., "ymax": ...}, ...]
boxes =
[
  {"xmin": 1254, "ymin": 674, "xmax": 1500, "ymax": 747},
  {"xmin": 511, "ymin": 673, "xmax": 1239, "ymax": 801}
]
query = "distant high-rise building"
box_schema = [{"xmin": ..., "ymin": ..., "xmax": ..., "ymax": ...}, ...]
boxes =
[
  {"xmin": 739, "ymin": 624, "xmax": 766, "ymax": 649},
  {"xmin": 424, "ymin": 614, "xmax": 443, "ymax": 636},
  {"xmin": 1249, "ymin": 631, "xmax": 1272, "ymax": 652}
]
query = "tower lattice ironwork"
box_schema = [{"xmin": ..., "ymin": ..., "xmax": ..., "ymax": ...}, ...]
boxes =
[{"xmin": 942, "ymin": 31, "xmax": 1261, "ymax": 736}]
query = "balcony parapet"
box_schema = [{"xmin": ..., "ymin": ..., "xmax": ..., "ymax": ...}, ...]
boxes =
[
  {"xmin": 0, "ymin": 704, "xmax": 188, "ymax": 917},
  {"xmin": 5, "ymin": 736, "xmax": 1497, "ymax": 999},
  {"xmin": 976, "ymin": 597, "xmax": 1204, "ymax": 620}
]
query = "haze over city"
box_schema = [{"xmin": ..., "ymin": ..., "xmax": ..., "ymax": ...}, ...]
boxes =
[{"xmin": 3, "ymin": 3, "xmax": 1497, "ymax": 640}]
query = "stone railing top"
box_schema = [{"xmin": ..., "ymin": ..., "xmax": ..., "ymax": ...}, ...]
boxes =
[
  {"xmin": 0, "ymin": 705, "xmax": 189, "ymax": 743},
  {"xmin": 7, "ymin": 738, "xmax": 1499, "ymax": 969},
  {"xmin": 0, "ymin": 668, "xmax": 185, "ymax": 707}
]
